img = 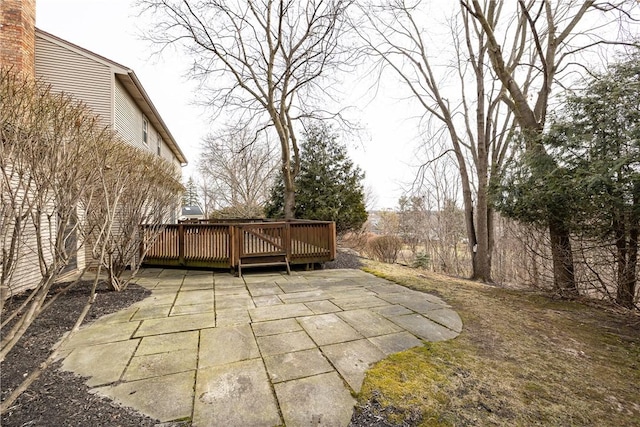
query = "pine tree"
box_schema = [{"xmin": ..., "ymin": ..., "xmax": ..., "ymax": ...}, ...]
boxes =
[
  {"xmin": 265, "ymin": 123, "xmax": 367, "ymax": 232},
  {"xmin": 494, "ymin": 54, "xmax": 639, "ymax": 307},
  {"xmin": 182, "ymin": 176, "xmax": 200, "ymax": 207}
]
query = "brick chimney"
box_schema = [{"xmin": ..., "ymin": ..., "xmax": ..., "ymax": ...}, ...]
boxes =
[{"xmin": 0, "ymin": 0, "xmax": 36, "ymax": 77}]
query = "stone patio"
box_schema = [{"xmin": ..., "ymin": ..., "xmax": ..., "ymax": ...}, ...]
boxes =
[{"xmin": 57, "ymin": 268, "xmax": 462, "ymax": 426}]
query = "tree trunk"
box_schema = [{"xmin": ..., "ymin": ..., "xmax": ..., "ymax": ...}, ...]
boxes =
[
  {"xmin": 548, "ymin": 217, "xmax": 577, "ymax": 297},
  {"xmin": 282, "ymin": 167, "xmax": 296, "ymax": 219},
  {"xmin": 473, "ymin": 158, "xmax": 492, "ymax": 282},
  {"xmin": 616, "ymin": 193, "xmax": 638, "ymax": 308},
  {"xmin": 473, "ymin": 201, "xmax": 492, "ymax": 282}
]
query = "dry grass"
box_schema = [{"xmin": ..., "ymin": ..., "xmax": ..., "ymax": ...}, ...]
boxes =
[{"xmin": 356, "ymin": 260, "xmax": 640, "ymax": 426}]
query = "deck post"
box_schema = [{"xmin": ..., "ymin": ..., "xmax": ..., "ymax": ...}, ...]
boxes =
[
  {"xmin": 178, "ymin": 223, "xmax": 184, "ymax": 266},
  {"xmin": 229, "ymin": 224, "xmax": 236, "ymax": 269},
  {"xmin": 329, "ymin": 222, "xmax": 337, "ymax": 260},
  {"xmin": 284, "ymin": 222, "xmax": 291, "ymax": 261}
]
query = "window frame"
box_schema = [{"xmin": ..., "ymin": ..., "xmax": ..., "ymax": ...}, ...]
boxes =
[{"xmin": 142, "ymin": 116, "xmax": 149, "ymax": 146}]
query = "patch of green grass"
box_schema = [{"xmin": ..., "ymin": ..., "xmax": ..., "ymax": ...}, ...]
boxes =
[{"xmin": 357, "ymin": 260, "xmax": 640, "ymax": 426}]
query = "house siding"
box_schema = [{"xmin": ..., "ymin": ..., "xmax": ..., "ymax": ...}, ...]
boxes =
[
  {"xmin": 2, "ymin": 206, "xmax": 55, "ymax": 298},
  {"xmin": 34, "ymin": 34, "xmax": 112, "ymax": 127},
  {"xmin": 115, "ymin": 79, "xmax": 147, "ymax": 151},
  {"xmin": 4, "ymin": 29, "xmax": 185, "ymax": 299}
]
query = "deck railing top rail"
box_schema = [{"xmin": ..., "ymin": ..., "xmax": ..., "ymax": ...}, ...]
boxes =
[{"xmin": 177, "ymin": 218, "xmax": 334, "ymax": 226}]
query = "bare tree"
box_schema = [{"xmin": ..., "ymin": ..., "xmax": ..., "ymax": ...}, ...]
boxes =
[
  {"xmin": 196, "ymin": 174, "xmax": 217, "ymax": 219},
  {"xmin": 413, "ymin": 152, "xmax": 469, "ymax": 276},
  {"xmin": 140, "ymin": 0, "xmax": 354, "ymax": 218},
  {"xmin": 356, "ymin": 0, "xmax": 515, "ymax": 282},
  {"xmin": 461, "ymin": 0, "xmax": 639, "ymax": 294},
  {"xmin": 198, "ymin": 125, "xmax": 278, "ymax": 218}
]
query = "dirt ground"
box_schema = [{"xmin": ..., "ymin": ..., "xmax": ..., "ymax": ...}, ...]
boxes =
[{"xmin": 1, "ymin": 280, "xmax": 161, "ymax": 427}]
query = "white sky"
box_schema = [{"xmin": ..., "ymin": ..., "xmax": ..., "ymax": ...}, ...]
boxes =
[{"xmin": 35, "ymin": 0, "xmax": 422, "ymax": 210}]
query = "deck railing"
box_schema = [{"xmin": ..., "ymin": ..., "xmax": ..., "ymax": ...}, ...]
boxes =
[{"xmin": 141, "ymin": 220, "xmax": 336, "ymax": 270}]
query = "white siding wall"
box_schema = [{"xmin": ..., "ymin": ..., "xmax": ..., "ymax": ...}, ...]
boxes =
[
  {"xmin": 2, "ymin": 204, "xmax": 55, "ymax": 298},
  {"xmin": 115, "ymin": 79, "xmax": 142, "ymax": 149},
  {"xmin": 114, "ymin": 80, "xmax": 183, "ymax": 168},
  {"xmin": 34, "ymin": 35, "xmax": 112, "ymax": 127},
  {"xmin": 115, "ymin": 80, "xmax": 152, "ymax": 153}
]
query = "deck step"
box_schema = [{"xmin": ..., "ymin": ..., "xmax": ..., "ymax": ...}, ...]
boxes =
[{"xmin": 238, "ymin": 256, "xmax": 291, "ymax": 277}]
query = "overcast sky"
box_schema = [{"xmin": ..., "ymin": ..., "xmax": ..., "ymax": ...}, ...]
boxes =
[{"xmin": 35, "ymin": 0, "xmax": 423, "ymax": 210}]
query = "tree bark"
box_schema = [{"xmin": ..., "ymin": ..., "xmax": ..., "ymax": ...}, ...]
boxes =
[
  {"xmin": 616, "ymin": 190, "xmax": 638, "ymax": 308},
  {"xmin": 474, "ymin": 185, "xmax": 493, "ymax": 282},
  {"xmin": 283, "ymin": 175, "xmax": 296, "ymax": 219},
  {"xmin": 549, "ymin": 217, "xmax": 577, "ymax": 297}
]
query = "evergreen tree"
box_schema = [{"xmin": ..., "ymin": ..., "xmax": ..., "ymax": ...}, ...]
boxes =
[
  {"xmin": 494, "ymin": 54, "xmax": 640, "ymax": 307},
  {"xmin": 265, "ymin": 123, "xmax": 367, "ymax": 232},
  {"xmin": 182, "ymin": 176, "xmax": 200, "ymax": 207}
]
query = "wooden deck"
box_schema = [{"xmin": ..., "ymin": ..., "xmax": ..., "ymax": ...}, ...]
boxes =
[{"xmin": 141, "ymin": 220, "xmax": 336, "ymax": 274}]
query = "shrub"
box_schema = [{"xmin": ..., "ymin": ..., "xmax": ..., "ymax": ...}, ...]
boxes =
[
  {"xmin": 366, "ymin": 235, "xmax": 403, "ymax": 264},
  {"xmin": 412, "ymin": 252, "xmax": 431, "ymax": 269}
]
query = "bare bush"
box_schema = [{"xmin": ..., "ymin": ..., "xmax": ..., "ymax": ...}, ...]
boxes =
[
  {"xmin": 366, "ymin": 235, "xmax": 404, "ymax": 264},
  {"xmin": 0, "ymin": 69, "xmax": 183, "ymax": 411},
  {"xmin": 87, "ymin": 142, "xmax": 183, "ymax": 292},
  {"xmin": 1, "ymin": 69, "xmax": 110, "ymax": 360}
]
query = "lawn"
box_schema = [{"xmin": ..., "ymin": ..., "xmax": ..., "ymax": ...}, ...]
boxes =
[{"xmin": 353, "ymin": 259, "xmax": 640, "ymax": 426}]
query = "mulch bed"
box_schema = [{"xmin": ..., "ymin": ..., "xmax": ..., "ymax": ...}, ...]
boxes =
[
  {"xmin": 2, "ymin": 253, "xmax": 401, "ymax": 427},
  {"xmin": 1, "ymin": 280, "xmax": 160, "ymax": 427}
]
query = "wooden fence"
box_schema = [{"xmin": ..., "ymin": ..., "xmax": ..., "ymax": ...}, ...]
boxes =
[{"xmin": 141, "ymin": 220, "xmax": 336, "ymax": 272}]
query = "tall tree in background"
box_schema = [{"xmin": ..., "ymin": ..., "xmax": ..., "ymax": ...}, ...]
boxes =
[
  {"xmin": 198, "ymin": 126, "xmax": 278, "ymax": 218},
  {"xmin": 463, "ymin": 0, "xmax": 638, "ymax": 295},
  {"xmin": 265, "ymin": 123, "xmax": 367, "ymax": 232},
  {"xmin": 182, "ymin": 176, "xmax": 199, "ymax": 207},
  {"xmin": 140, "ymin": 0, "xmax": 353, "ymax": 219},
  {"xmin": 357, "ymin": 0, "xmax": 515, "ymax": 282}
]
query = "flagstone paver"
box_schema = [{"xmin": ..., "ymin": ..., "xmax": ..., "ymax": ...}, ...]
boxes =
[
  {"xmin": 390, "ymin": 313, "xmax": 460, "ymax": 342},
  {"xmin": 321, "ymin": 338, "xmax": 387, "ymax": 392},
  {"xmin": 263, "ymin": 348, "xmax": 334, "ymax": 383},
  {"xmin": 251, "ymin": 318, "xmax": 303, "ymax": 336},
  {"xmin": 256, "ymin": 330, "xmax": 316, "ymax": 356},
  {"xmin": 133, "ymin": 312, "xmax": 215, "ymax": 337},
  {"xmin": 337, "ymin": 308, "xmax": 403, "ymax": 337},
  {"xmin": 93, "ymin": 370, "xmax": 195, "ymax": 422},
  {"xmin": 298, "ymin": 313, "xmax": 364, "ymax": 345},
  {"xmin": 57, "ymin": 267, "xmax": 462, "ymax": 426},
  {"xmin": 123, "ymin": 348, "xmax": 197, "ymax": 381},
  {"xmin": 194, "ymin": 359, "xmax": 280, "ymax": 427},
  {"xmin": 275, "ymin": 371, "xmax": 356, "ymax": 427},
  {"xmin": 199, "ymin": 325, "xmax": 259, "ymax": 368},
  {"xmin": 368, "ymin": 331, "xmax": 425, "ymax": 356},
  {"xmin": 135, "ymin": 330, "xmax": 198, "ymax": 355},
  {"xmin": 60, "ymin": 340, "xmax": 139, "ymax": 387}
]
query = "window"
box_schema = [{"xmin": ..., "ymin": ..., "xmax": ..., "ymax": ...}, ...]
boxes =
[
  {"xmin": 156, "ymin": 135, "xmax": 161, "ymax": 156},
  {"xmin": 142, "ymin": 117, "xmax": 148, "ymax": 145}
]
